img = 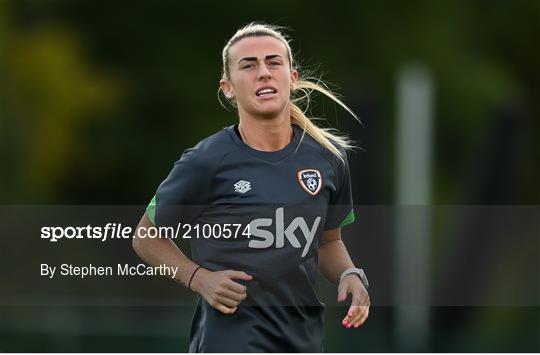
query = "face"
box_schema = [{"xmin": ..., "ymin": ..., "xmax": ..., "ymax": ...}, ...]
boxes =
[{"xmin": 220, "ymin": 36, "xmax": 298, "ymax": 119}]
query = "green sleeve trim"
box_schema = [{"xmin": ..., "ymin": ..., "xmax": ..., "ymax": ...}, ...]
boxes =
[
  {"xmin": 339, "ymin": 209, "xmax": 355, "ymax": 228},
  {"xmin": 146, "ymin": 195, "xmax": 157, "ymax": 226}
]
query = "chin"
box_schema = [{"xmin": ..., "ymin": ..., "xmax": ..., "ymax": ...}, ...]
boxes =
[
  {"xmin": 254, "ymin": 102, "xmax": 287, "ymax": 118},
  {"xmin": 239, "ymin": 100, "xmax": 288, "ymax": 119},
  {"xmin": 255, "ymin": 108, "xmax": 285, "ymax": 119}
]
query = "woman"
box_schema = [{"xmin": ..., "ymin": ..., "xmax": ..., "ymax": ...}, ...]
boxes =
[{"xmin": 133, "ymin": 22, "xmax": 370, "ymax": 352}]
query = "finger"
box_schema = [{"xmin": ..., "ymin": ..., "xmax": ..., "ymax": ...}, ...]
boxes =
[
  {"xmin": 216, "ymin": 295, "xmax": 240, "ymax": 308},
  {"xmin": 354, "ymin": 311, "xmax": 369, "ymax": 328},
  {"xmin": 343, "ymin": 287, "xmax": 371, "ymax": 328},
  {"xmin": 351, "ymin": 292, "xmax": 370, "ymax": 323},
  {"xmin": 215, "ymin": 303, "xmax": 237, "ymax": 315},
  {"xmin": 350, "ymin": 305, "xmax": 369, "ymax": 325},
  {"xmin": 226, "ymin": 279, "xmax": 248, "ymax": 294},
  {"xmin": 342, "ymin": 304, "xmax": 359, "ymax": 328},
  {"xmin": 226, "ymin": 270, "xmax": 253, "ymax": 281},
  {"xmin": 345, "ymin": 305, "xmax": 358, "ymax": 320},
  {"xmin": 348, "ymin": 286, "xmax": 370, "ymax": 313},
  {"xmin": 337, "ymin": 282, "xmax": 348, "ymax": 303},
  {"xmin": 347, "ymin": 295, "xmax": 362, "ymax": 318},
  {"xmin": 354, "ymin": 307, "xmax": 370, "ymax": 328},
  {"xmin": 218, "ymin": 286, "xmax": 247, "ymax": 302},
  {"xmin": 343, "ymin": 307, "xmax": 359, "ymax": 328}
]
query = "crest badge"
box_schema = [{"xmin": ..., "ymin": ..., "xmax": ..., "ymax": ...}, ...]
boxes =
[{"xmin": 297, "ymin": 169, "xmax": 323, "ymax": 196}]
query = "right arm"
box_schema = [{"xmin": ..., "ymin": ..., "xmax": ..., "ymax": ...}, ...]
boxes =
[
  {"xmin": 132, "ymin": 212, "xmax": 200, "ymax": 287},
  {"xmin": 132, "ymin": 212, "xmax": 252, "ymax": 314}
]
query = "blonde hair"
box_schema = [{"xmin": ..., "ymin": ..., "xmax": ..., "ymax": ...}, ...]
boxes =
[{"xmin": 219, "ymin": 22, "xmax": 359, "ymax": 162}]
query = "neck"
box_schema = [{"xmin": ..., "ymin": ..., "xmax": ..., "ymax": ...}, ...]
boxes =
[{"xmin": 237, "ymin": 108, "xmax": 293, "ymax": 152}]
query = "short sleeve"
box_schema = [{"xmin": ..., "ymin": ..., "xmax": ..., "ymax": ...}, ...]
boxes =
[
  {"xmin": 146, "ymin": 148, "xmax": 212, "ymax": 227},
  {"xmin": 324, "ymin": 151, "xmax": 355, "ymax": 230}
]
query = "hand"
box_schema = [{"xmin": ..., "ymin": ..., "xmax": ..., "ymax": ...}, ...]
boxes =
[
  {"xmin": 190, "ymin": 268, "xmax": 252, "ymax": 314},
  {"xmin": 337, "ymin": 273, "xmax": 370, "ymax": 328}
]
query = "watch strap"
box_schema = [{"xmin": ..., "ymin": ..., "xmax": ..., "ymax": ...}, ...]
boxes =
[{"xmin": 339, "ymin": 267, "xmax": 369, "ymax": 289}]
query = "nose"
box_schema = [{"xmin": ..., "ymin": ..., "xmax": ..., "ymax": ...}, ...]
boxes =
[{"xmin": 258, "ymin": 64, "xmax": 272, "ymax": 80}]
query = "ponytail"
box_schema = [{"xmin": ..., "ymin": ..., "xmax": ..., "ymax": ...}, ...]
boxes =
[
  {"xmin": 290, "ymin": 78, "xmax": 357, "ymax": 162},
  {"xmin": 221, "ymin": 22, "xmax": 360, "ymax": 162}
]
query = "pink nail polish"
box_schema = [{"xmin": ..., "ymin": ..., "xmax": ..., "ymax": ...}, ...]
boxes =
[{"xmin": 347, "ymin": 323, "xmax": 352, "ymax": 328}]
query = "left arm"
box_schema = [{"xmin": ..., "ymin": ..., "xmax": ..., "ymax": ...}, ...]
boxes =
[{"xmin": 319, "ymin": 227, "xmax": 370, "ymax": 328}]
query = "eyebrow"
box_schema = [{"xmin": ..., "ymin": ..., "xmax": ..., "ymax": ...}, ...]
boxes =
[{"xmin": 238, "ymin": 54, "xmax": 283, "ymax": 64}]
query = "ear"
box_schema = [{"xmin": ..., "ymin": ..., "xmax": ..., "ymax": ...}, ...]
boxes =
[
  {"xmin": 220, "ymin": 79, "xmax": 235, "ymax": 99},
  {"xmin": 290, "ymin": 69, "xmax": 299, "ymax": 91}
]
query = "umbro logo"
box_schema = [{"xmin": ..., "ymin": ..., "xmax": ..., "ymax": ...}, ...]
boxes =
[{"xmin": 234, "ymin": 180, "xmax": 251, "ymax": 194}]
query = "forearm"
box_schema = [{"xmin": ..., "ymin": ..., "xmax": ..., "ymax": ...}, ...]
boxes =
[
  {"xmin": 318, "ymin": 238, "xmax": 355, "ymax": 284},
  {"xmin": 132, "ymin": 213, "xmax": 199, "ymax": 287}
]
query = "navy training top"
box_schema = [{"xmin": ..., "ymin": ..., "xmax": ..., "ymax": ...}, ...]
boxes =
[{"xmin": 146, "ymin": 123, "xmax": 355, "ymax": 352}]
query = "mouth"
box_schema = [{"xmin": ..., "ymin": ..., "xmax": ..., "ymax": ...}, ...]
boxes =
[{"xmin": 255, "ymin": 87, "xmax": 278, "ymax": 98}]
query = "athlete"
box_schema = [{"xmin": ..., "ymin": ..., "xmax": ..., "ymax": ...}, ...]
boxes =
[{"xmin": 133, "ymin": 22, "xmax": 370, "ymax": 352}]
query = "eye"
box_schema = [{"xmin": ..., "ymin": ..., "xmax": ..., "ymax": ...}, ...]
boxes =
[
  {"xmin": 242, "ymin": 64, "xmax": 255, "ymax": 70},
  {"xmin": 269, "ymin": 61, "xmax": 282, "ymax": 67}
]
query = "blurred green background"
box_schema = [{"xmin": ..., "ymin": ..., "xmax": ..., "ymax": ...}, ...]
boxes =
[{"xmin": 0, "ymin": 0, "xmax": 539, "ymax": 352}]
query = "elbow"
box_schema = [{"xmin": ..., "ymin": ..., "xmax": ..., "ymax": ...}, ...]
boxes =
[
  {"xmin": 132, "ymin": 213, "xmax": 154, "ymax": 257},
  {"xmin": 132, "ymin": 228, "xmax": 144, "ymax": 256}
]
